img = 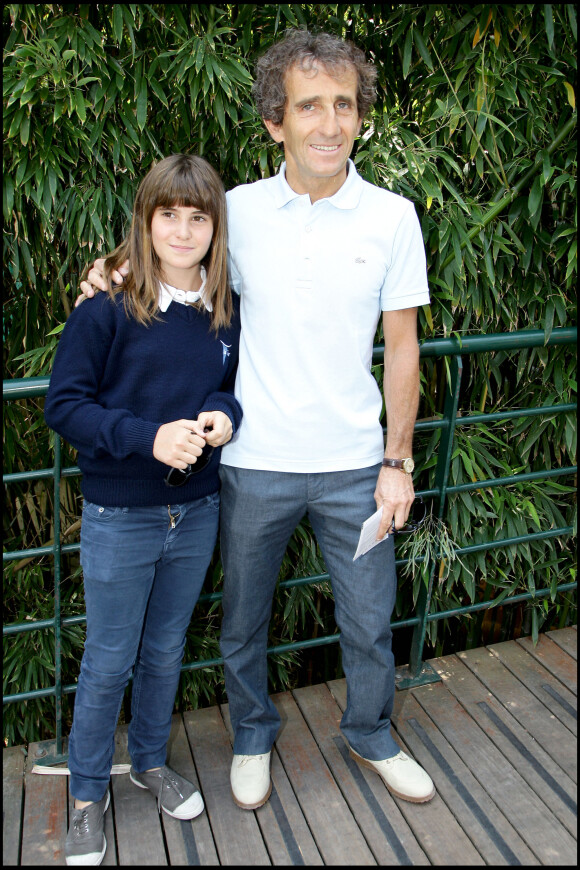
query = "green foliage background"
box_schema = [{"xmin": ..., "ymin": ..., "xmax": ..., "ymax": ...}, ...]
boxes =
[{"xmin": 3, "ymin": 4, "xmax": 577, "ymax": 746}]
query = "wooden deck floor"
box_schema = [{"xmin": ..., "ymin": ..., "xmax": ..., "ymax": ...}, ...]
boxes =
[{"xmin": 3, "ymin": 627, "xmax": 577, "ymax": 865}]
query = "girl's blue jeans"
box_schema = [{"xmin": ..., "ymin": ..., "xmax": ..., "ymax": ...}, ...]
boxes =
[
  {"xmin": 68, "ymin": 494, "xmax": 219, "ymax": 802},
  {"xmin": 218, "ymin": 465, "xmax": 401, "ymax": 762}
]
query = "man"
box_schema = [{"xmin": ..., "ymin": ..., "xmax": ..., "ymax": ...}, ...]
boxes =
[{"xmin": 80, "ymin": 28, "xmax": 435, "ymax": 808}]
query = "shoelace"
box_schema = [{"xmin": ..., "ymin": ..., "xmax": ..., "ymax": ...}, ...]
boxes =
[
  {"xmin": 385, "ymin": 752, "xmax": 408, "ymax": 766},
  {"xmin": 238, "ymin": 754, "xmax": 265, "ymax": 768},
  {"xmin": 155, "ymin": 769, "xmax": 184, "ymax": 813},
  {"xmin": 73, "ymin": 808, "xmax": 91, "ymax": 835}
]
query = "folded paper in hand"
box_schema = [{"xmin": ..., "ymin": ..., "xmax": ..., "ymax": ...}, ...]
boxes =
[{"xmin": 353, "ymin": 506, "xmax": 390, "ymax": 561}]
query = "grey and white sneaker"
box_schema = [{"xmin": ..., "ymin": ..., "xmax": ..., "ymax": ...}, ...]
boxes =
[
  {"xmin": 130, "ymin": 765, "xmax": 204, "ymax": 819},
  {"xmin": 65, "ymin": 790, "xmax": 110, "ymax": 866}
]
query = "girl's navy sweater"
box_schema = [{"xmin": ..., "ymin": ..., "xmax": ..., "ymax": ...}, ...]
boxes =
[{"xmin": 44, "ymin": 291, "xmax": 242, "ymax": 506}]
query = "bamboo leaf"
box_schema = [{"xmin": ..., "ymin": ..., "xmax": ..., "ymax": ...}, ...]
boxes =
[
  {"xmin": 567, "ymin": 4, "xmax": 577, "ymax": 40},
  {"xmin": 136, "ymin": 80, "xmax": 148, "ymax": 130},
  {"xmin": 148, "ymin": 77, "xmax": 168, "ymax": 108},
  {"xmin": 4, "ymin": 173, "xmax": 14, "ymax": 220},
  {"xmin": 74, "ymin": 91, "xmax": 87, "ymax": 124},
  {"xmin": 527, "ymin": 176, "xmax": 544, "ymax": 226},
  {"xmin": 89, "ymin": 209, "xmax": 104, "ymax": 238},
  {"xmin": 124, "ymin": 10, "xmax": 136, "ymax": 58},
  {"xmin": 413, "ymin": 29, "xmax": 434, "ymax": 71},
  {"xmin": 403, "ymin": 27, "xmax": 413, "ymax": 79},
  {"xmin": 543, "ymin": 5, "xmax": 554, "ymax": 50},
  {"xmin": 531, "ymin": 608, "xmax": 539, "ymax": 644},
  {"xmin": 543, "ymin": 300, "xmax": 555, "ymax": 344},
  {"xmin": 19, "ymin": 239, "xmax": 37, "ymax": 286},
  {"xmin": 113, "ymin": 4, "xmax": 124, "ymax": 44},
  {"xmin": 20, "ymin": 114, "xmax": 30, "ymax": 145},
  {"xmin": 213, "ymin": 92, "xmax": 226, "ymax": 133}
]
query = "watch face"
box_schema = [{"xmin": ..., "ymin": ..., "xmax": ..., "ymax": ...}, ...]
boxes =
[{"xmin": 403, "ymin": 458, "xmax": 415, "ymax": 474}]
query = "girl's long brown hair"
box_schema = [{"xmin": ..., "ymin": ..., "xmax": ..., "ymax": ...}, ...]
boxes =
[{"xmin": 102, "ymin": 154, "xmax": 232, "ymax": 331}]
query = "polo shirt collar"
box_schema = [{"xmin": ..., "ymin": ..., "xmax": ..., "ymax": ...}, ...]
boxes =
[{"xmin": 273, "ymin": 158, "xmax": 362, "ymax": 209}]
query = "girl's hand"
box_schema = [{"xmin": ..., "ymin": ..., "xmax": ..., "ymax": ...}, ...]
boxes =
[
  {"xmin": 196, "ymin": 410, "xmax": 233, "ymax": 446},
  {"xmin": 153, "ymin": 420, "xmax": 207, "ymax": 468}
]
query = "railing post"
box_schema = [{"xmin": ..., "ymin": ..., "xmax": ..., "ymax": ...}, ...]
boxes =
[
  {"xmin": 396, "ymin": 354, "xmax": 463, "ymax": 689},
  {"xmin": 35, "ymin": 432, "xmax": 69, "ymax": 766},
  {"xmin": 54, "ymin": 434, "xmax": 64, "ymax": 757}
]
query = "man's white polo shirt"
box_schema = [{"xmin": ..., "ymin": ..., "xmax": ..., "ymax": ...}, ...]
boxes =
[{"xmin": 221, "ymin": 159, "xmax": 430, "ymax": 473}]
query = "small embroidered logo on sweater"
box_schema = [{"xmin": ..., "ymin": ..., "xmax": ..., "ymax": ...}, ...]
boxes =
[
  {"xmin": 355, "ymin": 257, "xmax": 366, "ymax": 264},
  {"xmin": 221, "ymin": 341, "xmax": 231, "ymax": 364}
]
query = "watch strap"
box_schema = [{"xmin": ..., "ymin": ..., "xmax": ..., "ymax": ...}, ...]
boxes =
[{"xmin": 382, "ymin": 458, "xmax": 404, "ymax": 469}]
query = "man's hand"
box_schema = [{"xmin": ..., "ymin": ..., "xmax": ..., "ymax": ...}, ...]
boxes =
[
  {"xmin": 374, "ymin": 466, "xmax": 415, "ymax": 539},
  {"xmin": 153, "ymin": 420, "xmax": 207, "ymax": 468},
  {"xmin": 376, "ymin": 307, "xmax": 420, "ymax": 539},
  {"xmin": 196, "ymin": 410, "xmax": 233, "ymax": 446},
  {"xmin": 76, "ymin": 257, "xmax": 129, "ymax": 306}
]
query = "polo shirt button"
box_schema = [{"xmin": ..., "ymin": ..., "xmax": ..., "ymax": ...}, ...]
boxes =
[{"xmin": 305, "ymin": 226, "xmax": 312, "ymax": 232}]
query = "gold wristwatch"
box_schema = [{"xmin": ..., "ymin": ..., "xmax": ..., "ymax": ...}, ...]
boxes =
[{"xmin": 382, "ymin": 457, "xmax": 415, "ymax": 474}]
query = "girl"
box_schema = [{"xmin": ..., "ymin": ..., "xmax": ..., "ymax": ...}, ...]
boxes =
[{"xmin": 44, "ymin": 154, "xmax": 242, "ymax": 866}]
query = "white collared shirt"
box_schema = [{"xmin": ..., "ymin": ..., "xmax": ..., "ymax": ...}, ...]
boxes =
[
  {"xmin": 221, "ymin": 160, "xmax": 430, "ymax": 472},
  {"xmin": 158, "ymin": 266, "xmax": 212, "ymax": 312}
]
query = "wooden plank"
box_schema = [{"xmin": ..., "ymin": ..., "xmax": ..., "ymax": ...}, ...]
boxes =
[
  {"xmin": 489, "ymin": 639, "xmax": 577, "ymax": 734},
  {"xmin": 256, "ymin": 751, "xmax": 325, "ymax": 866},
  {"xmin": 111, "ymin": 724, "xmax": 168, "ymax": 865},
  {"xmin": 3, "ymin": 746, "xmax": 25, "ymax": 866},
  {"xmin": 546, "ymin": 625, "xmax": 578, "ymax": 660},
  {"xmin": 271, "ymin": 690, "xmax": 377, "ymax": 865},
  {"xmin": 154, "ymin": 714, "xmax": 219, "ymax": 866},
  {"xmin": 458, "ymin": 646, "xmax": 577, "ymax": 781},
  {"xmin": 428, "ymin": 653, "xmax": 576, "ymax": 838},
  {"xmin": 397, "ymin": 689, "xmax": 540, "ymax": 866},
  {"xmin": 20, "ymin": 739, "xmax": 68, "ymax": 866},
  {"xmin": 183, "ymin": 706, "xmax": 271, "ymax": 865},
  {"xmin": 293, "ymin": 683, "xmax": 430, "ymax": 865},
  {"xmin": 220, "ymin": 702, "xmax": 325, "ymax": 866},
  {"xmin": 327, "ymin": 678, "xmax": 486, "ymax": 866},
  {"xmin": 407, "ymin": 671, "xmax": 578, "ymax": 866},
  {"xmin": 517, "ymin": 632, "xmax": 577, "ymax": 694}
]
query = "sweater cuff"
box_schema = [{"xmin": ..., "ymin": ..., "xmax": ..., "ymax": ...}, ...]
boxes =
[
  {"xmin": 199, "ymin": 396, "xmax": 242, "ymax": 435},
  {"xmin": 123, "ymin": 419, "xmax": 160, "ymax": 457}
]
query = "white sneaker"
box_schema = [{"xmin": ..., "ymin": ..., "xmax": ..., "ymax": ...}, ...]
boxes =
[
  {"xmin": 350, "ymin": 748, "xmax": 435, "ymax": 803},
  {"xmin": 230, "ymin": 752, "xmax": 272, "ymax": 809}
]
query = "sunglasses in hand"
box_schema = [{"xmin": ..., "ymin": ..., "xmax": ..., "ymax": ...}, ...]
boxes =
[
  {"xmin": 164, "ymin": 431, "xmax": 214, "ymax": 488},
  {"xmin": 392, "ymin": 496, "xmax": 427, "ymax": 535}
]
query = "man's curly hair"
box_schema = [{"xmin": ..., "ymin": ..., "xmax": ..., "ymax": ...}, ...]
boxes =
[{"xmin": 252, "ymin": 28, "xmax": 377, "ymax": 125}]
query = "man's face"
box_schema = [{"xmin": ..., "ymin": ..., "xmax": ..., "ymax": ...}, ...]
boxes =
[{"xmin": 264, "ymin": 62, "xmax": 362, "ymax": 199}]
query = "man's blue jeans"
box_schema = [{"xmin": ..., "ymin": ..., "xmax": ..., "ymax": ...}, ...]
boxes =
[
  {"xmin": 219, "ymin": 465, "xmax": 401, "ymax": 762},
  {"xmin": 68, "ymin": 494, "xmax": 219, "ymax": 802}
]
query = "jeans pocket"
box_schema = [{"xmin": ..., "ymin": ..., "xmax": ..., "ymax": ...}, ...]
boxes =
[
  {"xmin": 82, "ymin": 500, "xmax": 127, "ymax": 522},
  {"xmin": 80, "ymin": 502, "xmax": 131, "ymax": 579}
]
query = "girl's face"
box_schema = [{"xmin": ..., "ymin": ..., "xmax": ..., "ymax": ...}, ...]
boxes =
[{"xmin": 150, "ymin": 204, "xmax": 214, "ymax": 291}]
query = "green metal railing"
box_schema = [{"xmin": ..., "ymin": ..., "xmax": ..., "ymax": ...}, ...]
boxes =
[{"xmin": 3, "ymin": 327, "xmax": 577, "ymax": 760}]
